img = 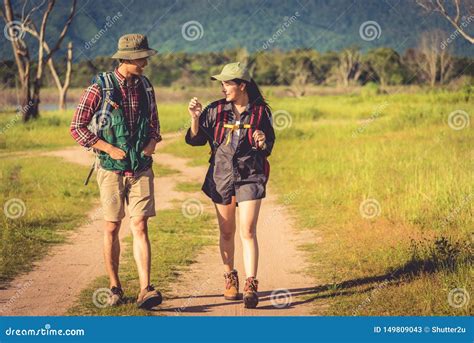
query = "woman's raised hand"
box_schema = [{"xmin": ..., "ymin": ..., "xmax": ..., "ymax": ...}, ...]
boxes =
[{"xmin": 188, "ymin": 97, "xmax": 203, "ymax": 119}]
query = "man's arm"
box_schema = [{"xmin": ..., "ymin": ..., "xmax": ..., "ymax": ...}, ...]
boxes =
[
  {"xmin": 70, "ymin": 84, "xmax": 126, "ymax": 159},
  {"xmin": 142, "ymin": 82, "xmax": 161, "ymax": 156}
]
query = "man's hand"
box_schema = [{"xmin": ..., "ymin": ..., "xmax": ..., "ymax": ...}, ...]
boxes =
[
  {"xmin": 142, "ymin": 139, "xmax": 157, "ymax": 156},
  {"xmin": 252, "ymin": 130, "xmax": 266, "ymax": 149},
  {"xmin": 107, "ymin": 146, "xmax": 126, "ymax": 160}
]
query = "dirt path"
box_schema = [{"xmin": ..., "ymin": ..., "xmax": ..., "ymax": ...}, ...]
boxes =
[{"xmin": 0, "ymin": 136, "xmax": 320, "ymax": 316}]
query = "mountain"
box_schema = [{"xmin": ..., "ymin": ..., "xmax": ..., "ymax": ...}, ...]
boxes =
[{"xmin": 1, "ymin": 0, "xmax": 473, "ymax": 60}]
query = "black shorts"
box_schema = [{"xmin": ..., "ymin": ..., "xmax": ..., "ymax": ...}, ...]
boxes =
[{"xmin": 202, "ymin": 179, "xmax": 266, "ymax": 205}]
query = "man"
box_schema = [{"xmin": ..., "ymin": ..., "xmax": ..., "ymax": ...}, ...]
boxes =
[{"xmin": 70, "ymin": 34, "xmax": 162, "ymax": 310}]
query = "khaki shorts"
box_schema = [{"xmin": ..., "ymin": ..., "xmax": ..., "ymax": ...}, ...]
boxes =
[{"xmin": 96, "ymin": 167, "xmax": 156, "ymax": 222}]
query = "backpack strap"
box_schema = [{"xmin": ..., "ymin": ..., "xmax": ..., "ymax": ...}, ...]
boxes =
[
  {"xmin": 89, "ymin": 72, "xmax": 117, "ymax": 136},
  {"xmin": 139, "ymin": 75, "xmax": 154, "ymax": 115},
  {"xmin": 213, "ymin": 99, "xmax": 228, "ymax": 147},
  {"xmin": 247, "ymin": 105, "xmax": 264, "ymax": 149}
]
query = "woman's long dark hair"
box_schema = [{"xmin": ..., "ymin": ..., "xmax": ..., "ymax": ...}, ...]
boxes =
[{"xmin": 233, "ymin": 78, "xmax": 270, "ymax": 109}]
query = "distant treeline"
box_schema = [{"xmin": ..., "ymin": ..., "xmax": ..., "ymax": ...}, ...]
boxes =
[{"xmin": 2, "ymin": 46, "xmax": 473, "ymax": 90}]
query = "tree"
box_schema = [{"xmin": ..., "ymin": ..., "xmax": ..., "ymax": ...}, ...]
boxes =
[
  {"xmin": 416, "ymin": 0, "xmax": 474, "ymax": 44},
  {"xmin": 1, "ymin": 0, "xmax": 76, "ymax": 121},
  {"xmin": 48, "ymin": 42, "xmax": 73, "ymax": 111},
  {"xmin": 22, "ymin": 27, "xmax": 74, "ymax": 111},
  {"xmin": 331, "ymin": 47, "xmax": 363, "ymax": 87},
  {"xmin": 364, "ymin": 48, "xmax": 404, "ymax": 86},
  {"xmin": 414, "ymin": 30, "xmax": 453, "ymax": 86}
]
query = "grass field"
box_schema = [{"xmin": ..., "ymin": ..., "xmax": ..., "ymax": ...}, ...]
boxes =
[
  {"xmin": 0, "ymin": 156, "xmax": 99, "ymax": 284},
  {"xmin": 0, "ymin": 87, "xmax": 472, "ymax": 315}
]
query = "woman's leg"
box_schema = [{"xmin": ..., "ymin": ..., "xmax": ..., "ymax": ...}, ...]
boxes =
[
  {"xmin": 238, "ymin": 199, "xmax": 262, "ymax": 278},
  {"xmin": 214, "ymin": 196, "xmax": 237, "ymax": 272}
]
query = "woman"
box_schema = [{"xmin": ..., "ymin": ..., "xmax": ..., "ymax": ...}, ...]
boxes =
[{"xmin": 185, "ymin": 62, "xmax": 275, "ymax": 308}]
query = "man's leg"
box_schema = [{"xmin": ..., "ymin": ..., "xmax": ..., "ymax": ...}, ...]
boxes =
[
  {"xmin": 104, "ymin": 220, "xmax": 122, "ymax": 288},
  {"xmin": 130, "ymin": 216, "xmax": 151, "ymax": 290},
  {"xmin": 96, "ymin": 168, "xmax": 126, "ymax": 291},
  {"xmin": 127, "ymin": 168, "xmax": 161, "ymax": 309}
]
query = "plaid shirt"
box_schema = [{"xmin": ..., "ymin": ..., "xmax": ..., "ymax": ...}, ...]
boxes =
[{"xmin": 70, "ymin": 68, "xmax": 161, "ymax": 149}]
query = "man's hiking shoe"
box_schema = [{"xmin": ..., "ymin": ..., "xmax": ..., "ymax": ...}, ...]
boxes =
[
  {"xmin": 243, "ymin": 277, "xmax": 259, "ymax": 309},
  {"xmin": 137, "ymin": 285, "xmax": 162, "ymax": 310},
  {"xmin": 224, "ymin": 270, "xmax": 239, "ymax": 300},
  {"xmin": 109, "ymin": 286, "xmax": 124, "ymax": 306}
]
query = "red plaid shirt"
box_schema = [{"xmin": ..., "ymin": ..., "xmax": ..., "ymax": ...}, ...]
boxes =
[{"xmin": 70, "ymin": 68, "xmax": 161, "ymax": 148}]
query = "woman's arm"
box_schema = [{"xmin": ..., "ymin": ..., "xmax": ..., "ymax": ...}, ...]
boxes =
[
  {"xmin": 255, "ymin": 107, "xmax": 275, "ymax": 157},
  {"xmin": 185, "ymin": 97, "xmax": 213, "ymax": 146}
]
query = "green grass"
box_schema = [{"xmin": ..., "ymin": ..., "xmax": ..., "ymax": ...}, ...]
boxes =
[
  {"xmin": 0, "ymin": 111, "xmax": 75, "ymax": 152},
  {"xmin": 68, "ymin": 209, "xmax": 215, "ymax": 316},
  {"xmin": 175, "ymin": 181, "xmax": 202, "ymax": 193},
  {"xmin": 0, "ymin": 156, "xmax": 99, "ymax": 284},
  {"xmin": 271, "ymin": 91, "xmax": 473, "ymax": 316},
  {"xmin": 152, "ymin": 162, "xmax": 180, "ymax": 177}
]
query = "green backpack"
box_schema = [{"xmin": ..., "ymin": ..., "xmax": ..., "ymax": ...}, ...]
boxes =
[{"xmin": 88, "ymin": 72, "xmax": 154, "ymax": 173}]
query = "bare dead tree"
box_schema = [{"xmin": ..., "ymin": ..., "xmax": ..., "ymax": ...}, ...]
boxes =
[
  {"xmin": 1, "ymin": 0, "xmax": 76, "ymax": 121},
  {"xmin": 332, "ymin": 48, "xmax": 363, "ymax": 87},
  {"xmin": 23, "ymin": 24, "xmax": 74, "ymax": 111},
  {"xmin": 439, "ymin": 40, "xmax": 453, "ymax": 84},
  {"xmin": 290, "ymin": 59, "xmax": 312, "ymax": 98},
  {"xmin": 419, "ymin": 31, "xmax": 439, "ymax": 86},
  {"xmin": 415, "ymin": 30, "xmax": 453, "ymax": 86},
  {"xmin": 416, "ymin": 0, "xmax": 474, "ymax": 44},
  {"xmin": 46, "ymin": 41, "xmax": 73, "ymax": 111}
]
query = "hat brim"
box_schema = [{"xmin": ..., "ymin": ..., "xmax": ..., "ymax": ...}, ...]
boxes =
[
  {"xmin": 210, "ymin": 74, "xmax": 235, "ymax": 81},
  {"xmin": 211, "ymin": 74, "xmax": 251, "ymax": 82},
  {"xmin": 111, "ymin": 49, "xmax": 157, "ymax": 60}
]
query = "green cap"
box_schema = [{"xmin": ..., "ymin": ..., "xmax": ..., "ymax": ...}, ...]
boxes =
[
  {"xmin": 111, "ymin": 33, "xmax": 157, "ymax": 60},
  {"xmin": 211, "ymin": 62, "xmax": 251, "ymax": 82}
]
